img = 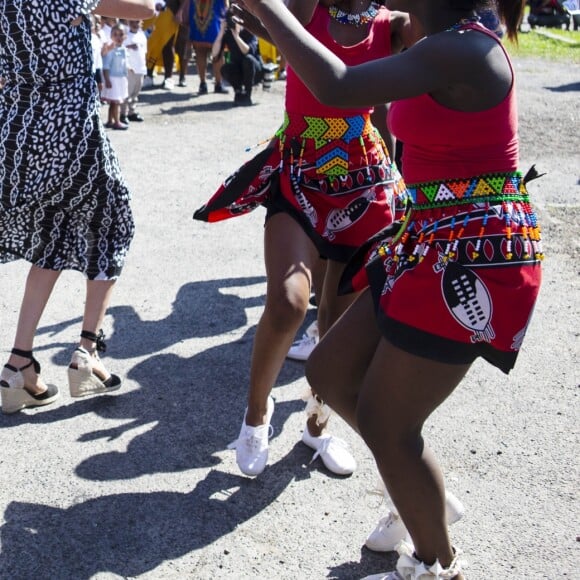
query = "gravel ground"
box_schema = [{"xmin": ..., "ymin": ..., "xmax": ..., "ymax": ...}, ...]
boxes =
[{"xmin": 0, "ymin": 56, "xmax": 578, "ymax": 579}]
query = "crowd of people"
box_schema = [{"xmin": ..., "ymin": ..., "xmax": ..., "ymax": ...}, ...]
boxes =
[
  {"xmin": 1, "ymin": 1, "xmax": 544, "ymax": 579},
  {"xmin": 88, "ymin": 1, "xmax": 287, "ymax": 129}
]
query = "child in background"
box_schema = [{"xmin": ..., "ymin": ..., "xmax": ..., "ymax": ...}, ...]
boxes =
[
  {"xmin": 102, "ymin": 24, "xmax": 130, "ymax": 130},
  {"xmin": 90, "ymin": 15, "xmax": 104, "ymax": 95},
  {"xmin": 122, "ymin": 20, "xmax": 148, "ymax": 123}
]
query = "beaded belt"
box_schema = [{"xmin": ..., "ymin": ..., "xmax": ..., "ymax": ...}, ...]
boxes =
[
  {"xmin": 406, "ymin": 171, "xmax": 528, "ymax": 208},
  {"xmin": 386, "ymin": 171, "xmax": 544, "ymax": 264},
  {"xmin": 275, "ymin": 111, "xmax": 382, "ymax": 177}
]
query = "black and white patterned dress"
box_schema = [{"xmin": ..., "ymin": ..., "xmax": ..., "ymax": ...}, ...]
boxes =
[{"xmin": 0, "ymin": 0, "xmax": 134, "ymax": 280}]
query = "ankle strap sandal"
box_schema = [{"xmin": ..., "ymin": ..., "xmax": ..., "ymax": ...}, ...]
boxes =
[
  {"xmin": 0, "ymin": 349, "xmax": 59, "ymax": 414},
  {"xmin": 80, "ymin": 329, "xmax": 108, "ymax": 353},
  {"xmin": 3, "ymin": 348, "xmax": 40, "ymax": 376},
  {"xmin": 69, "ymin": 329, "xmax": 121, "ymax": 398}
]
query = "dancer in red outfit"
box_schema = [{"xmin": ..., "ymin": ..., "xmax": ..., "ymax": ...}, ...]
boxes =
[
  {"xmin": 235, "ymin": 0, "xmax": 542, "ymax": 577},
  {"xmin": 195, "ymin": 0, "xmax": 416, "ymax": 478}
]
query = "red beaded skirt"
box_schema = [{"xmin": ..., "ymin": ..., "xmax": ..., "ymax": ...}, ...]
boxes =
[
  {"xmin": 340, "ymin": 170, "xmax": 543, "ymax": 373},
  {"xmin": 193, "ymin": 112, "xmax": 406, "ymax": 262}
]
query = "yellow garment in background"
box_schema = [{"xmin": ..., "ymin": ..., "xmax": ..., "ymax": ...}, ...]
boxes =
[
  {"xmin": 258, "ymin": 39, "xmax": 278, "ymax": 64},
  {"xmin": 145, "ymin": 9, "xmax": 179, "ymax": 70}
]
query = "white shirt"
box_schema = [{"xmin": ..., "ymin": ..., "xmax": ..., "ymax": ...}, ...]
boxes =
[
  {"xmin": 124, "ymin": 29, "xmax": 148, "ymax": 75},
  {"xmin": 91, "ymin": 33, "xmax": 104, "ymax": 72}
]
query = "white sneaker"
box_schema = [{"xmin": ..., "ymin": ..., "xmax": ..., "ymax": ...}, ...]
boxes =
[
  {"xmin": 302, "ymin": 428, "xmax": 357, "ymax": 475},
  {"xmin": 162, "ymin": 78, "xmax": 174, "ymax": 90},
  {"xmin": 232, "ymin": 397, "xmax": 275, "ymax": 477},
  {"xmin": 142, "ymin": 76, "xmax": 154, "ymax": 89},
  {"xmin": 287, "ymin": 320, "xmax": 319, "ymax": 361},
  {"xmin": 365, "ymin": 491, "xmax": 465, "ymax": 552},
  {"xmin": 362, "ymin": 541, "xmax": 464, "ymax": 579}
]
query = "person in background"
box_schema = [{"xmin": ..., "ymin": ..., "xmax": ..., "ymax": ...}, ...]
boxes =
[
  {"xmin": 217, "ymin": 8, "xmax": 263, "ymax": 105},
  {"xmin": 528, "ymin": 0, "xmax": 570, "ymax": 28},
  {"xmin": 187, "ymin": 0, "xmax": 229, "ymax": 94},
  {"xmin": 122, "ymin": 19, "xmax": 148, "ymax": 122},
  {"xmin": 0, "ymin": 0, "xmax": 155, "ymax": 415},
  {"xmin": 237, "ymin": 0, "xmax": 543, "ymax": 577},
  {"xmin": 100, "ymin": 14, "xmax": 118, "ymax": 41},
  {"xmin": 102, "ymin": 23, "xmax": 130, "ymax": 129},
  {"xmin": 91, "ymin": 14, "xmax": 105, "ymax": 94}
]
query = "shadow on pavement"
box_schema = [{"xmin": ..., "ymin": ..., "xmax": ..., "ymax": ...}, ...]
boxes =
[
  {"xmin": 0, "ymin": 446, "xmax": 314, "ymax": 579},
  {"xmin": 0, "ymin": 276, "xmax": 309, "ymax": 479}
]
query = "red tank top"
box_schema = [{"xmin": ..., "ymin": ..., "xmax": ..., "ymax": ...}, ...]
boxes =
[
  {"xmin": 387, "ymin": 23, "xmax": 518, "ymax": 184},
  {"xmin": 285, "ymin": 3, "xmax": 392, "ymax": 117}
]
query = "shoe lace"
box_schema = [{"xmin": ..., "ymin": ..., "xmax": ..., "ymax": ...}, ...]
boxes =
[
  {"xmin": 378, "ymin": 511, "xmax": 401, "ymax": 530},
  {"xmin": 309, "ymin": 435, "xmax": 350, "ymax": 465},
  {"xmin": 227, "ymin": 424, "xmax": 273, "ymax": 451},
  {"xmin": 292, "ymin": 334, "xmax": 316, "ymax": 348}
]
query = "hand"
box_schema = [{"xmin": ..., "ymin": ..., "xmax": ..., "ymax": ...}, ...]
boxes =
[
  {"xmin": 230, "ymin": 3, "xmax": 254, "ymax": 26},
  {"xmin": 236, "ymin": 0, "xmax": 266, "ymax": 17},
  {"xmin": 231, "ymin": 3, "xmax": 267, "ymax": 37}
]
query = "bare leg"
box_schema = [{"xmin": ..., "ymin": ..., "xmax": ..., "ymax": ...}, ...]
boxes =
[
  {"xmin": 212, "ymin": 54, "xmax": 224, "ymax": 86},
  {"xmin": 111, "ymin": 102, "xmax": 121, "ymax": 125},
  {"xmin": 307, "ymin": 258, "xmax": 360, "ymax": 436},
  {"xmin": 316, "ymin": 259, "xmax": 359, "ymax": 337},
  {"xmin": 245, "ymin": 213, "xmax": 318, "ymax": 426},
  {"xmin": 310, "ymin": 256, "xmax": 325, "ymax": 307},
  {"xmin": 7, "ymin": 265, "xmax": 61, "ymax": 394},
  {"xmin": 306, "ymin": 289, "xmax": 380, "ymax": 430},
  {"xmin": 357, "ymin": 341, "xmax": 468, "ymax": 572},
  {"xmin": 194, "ymin": 45, "xmax": 208, "ymax": 83},
  {"xmin": 78, "ymin": 279, "xmax": 116, "ymax": 379},
  {"xmin": 307, "ymin": 291, "xmax": 468, "ymax": 571}
]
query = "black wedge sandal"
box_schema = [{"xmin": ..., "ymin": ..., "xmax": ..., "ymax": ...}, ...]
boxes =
[
  {"xmin": 0, "ymin": 349, "xmax": 59, "ymax": 414},
  {"xmin": 68, "ymin": 330, "xmax": 121, "ymax": 397}
]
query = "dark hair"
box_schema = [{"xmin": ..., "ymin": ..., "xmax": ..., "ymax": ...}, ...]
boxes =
[
  {"xmin": 451, "ymin": 0, "xmax": 526, "ymax": 40},
  {"xmin": 496, "ymin": 0, "xmax": 526, "ymax": 40}
]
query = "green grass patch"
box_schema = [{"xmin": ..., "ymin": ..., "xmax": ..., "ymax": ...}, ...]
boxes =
[{"xmin": 506, "ymin": 28, "xmax": 580, "ymax": 62}]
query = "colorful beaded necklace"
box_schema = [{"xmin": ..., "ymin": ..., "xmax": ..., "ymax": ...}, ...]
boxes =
[{"xmin": 328, "ymin": 2, "xmax": 379, "ymax": 27}]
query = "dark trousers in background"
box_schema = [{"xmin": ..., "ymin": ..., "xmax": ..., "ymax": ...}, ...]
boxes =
[{"xmin": 221, "ymin": 55, "xmax": 262, "ymax": 96}]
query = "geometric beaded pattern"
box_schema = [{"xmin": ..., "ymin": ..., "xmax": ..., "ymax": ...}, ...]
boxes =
[
  {"xmin": 408, "ymin": 172, "xmax": 526, "ymax": 208},
  {"xmin": 278, "ymin": 112, "xmax": 376, "ymax": 177}
]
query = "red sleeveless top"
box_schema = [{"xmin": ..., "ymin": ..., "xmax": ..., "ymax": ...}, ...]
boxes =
[
  {"xmin": 285, "ymin": 3, "xmax": 392, "ymax": 117},
  {"xmin": 387, "ymin": 23, "xmax": 518, "ymax": 184}
]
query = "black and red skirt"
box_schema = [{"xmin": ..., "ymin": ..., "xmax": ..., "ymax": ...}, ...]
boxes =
[
  {"xmin": 194, "ymin": 111, "xmax": 406, "ymax": 262},
  {"xmin": 341, "ymin": 170, "xmax": 544, "ymax": 373}
]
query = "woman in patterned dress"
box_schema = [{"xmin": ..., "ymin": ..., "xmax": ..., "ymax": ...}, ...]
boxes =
[
  {"xmin": 0, "ymin": 0, "xmax": 155, "ymax": 414},
  {"xmin": 237, "ymin": 0, "xmax": 542, "ymax": 577}
]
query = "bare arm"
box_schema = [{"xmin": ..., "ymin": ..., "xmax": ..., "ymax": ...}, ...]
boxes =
[
  {"xmin": 94, "ymin": 0, "xmax": 156, "ymax": 19},
  {"xmin": 284, "ymin": 0, "xmax": 317, "ymax": 26},
  {"xmin": 231, "ymin": 0, "xmax": 317, "ymax": 43},
  {"xmin": 239, "ymin": 0, "xmax": 439, "ymax": 106},
  {"xmin": 239, "ymin": 0, "xmax": 509, "ymax": 110}
]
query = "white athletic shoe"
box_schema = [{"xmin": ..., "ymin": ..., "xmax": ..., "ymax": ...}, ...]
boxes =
[
  {"xmin": 231, "ymin": 397, "xmax": 275, "ymax": 477},
  {"xmin": 365, "ymin": 491, "xmax": 465, "ymax": 552},
  {"xmin": 362, "ymin": 540, "xmax": 464, "ymax": 580},
  {"xmin": 302, "ymin": 428, "xmax": 357, "ymax": 475},
  {"xmin": 287, "ymin": 320, "xmax": 319, "ymax": 361}
]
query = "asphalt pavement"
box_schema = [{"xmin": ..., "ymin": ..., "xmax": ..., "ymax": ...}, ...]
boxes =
[{"xmin": 0, "ymin": 58, "xmax": 578, "ymax": 579}]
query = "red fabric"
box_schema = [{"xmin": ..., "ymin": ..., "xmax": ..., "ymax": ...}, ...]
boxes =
[
  {"xmin": 388, "ymin": 23, "xmax": 518, "ymax": 184},
  {"xmin": 285, "ymin": 4, "xmax": 392, "ymax": 117}
]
